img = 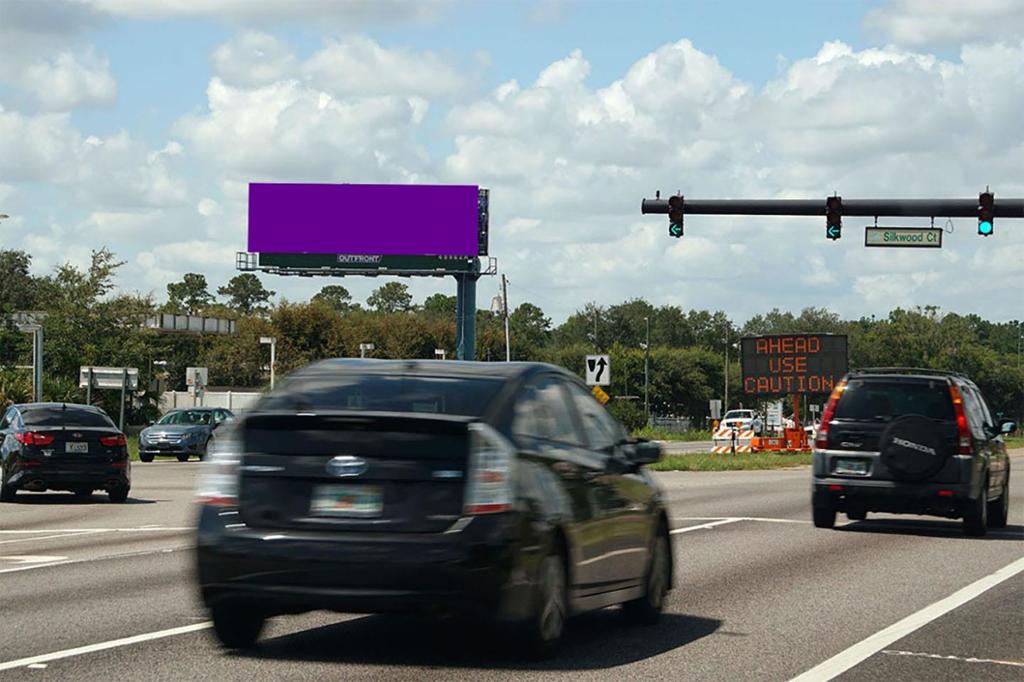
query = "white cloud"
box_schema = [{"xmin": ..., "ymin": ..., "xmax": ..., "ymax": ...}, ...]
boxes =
[
  {"xmin": 176, "ymin": 77, "xmax": 429, "ymax": 181},
  {"xmin": 86, "ymin": 0, "xmax": 453, "ymax": 24},
  {"xmin": 302, "ymin": 37, "xmax": 465, "ymax": 98},
  {"xmin": 865, "ymin": 0, "xmax": 1024, "ymax": 46},
  {"xmin": 20, "ymin": 48, "xmax": 117, "ymax": 111},
  {"xmin": 210, "ymin": 31, "xmax": 296, "ymax": 87}
]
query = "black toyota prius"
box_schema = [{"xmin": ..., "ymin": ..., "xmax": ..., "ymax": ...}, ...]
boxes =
[
  {"xmin": 195, "ymin": 360, "xmax": 673, "ymax": 657},
  {"xmin": 1, "ymin": 402, "xmax": 131, "ymax": 502}
]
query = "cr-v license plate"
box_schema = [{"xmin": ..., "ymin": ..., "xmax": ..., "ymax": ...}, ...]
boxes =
[
  {"xmin": 835, "ymin": 458, "xmax": 868, "ymax": 475},
  {"xmin": 310, "ymin": 485, "xmax": 383, "ymax": 518}
]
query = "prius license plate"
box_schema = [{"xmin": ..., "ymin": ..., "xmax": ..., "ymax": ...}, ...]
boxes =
[
  {"xmin": 310, "ymin": 485, "xmax": 383, "ymax": 518},
  {"xmin": 835, "ymin": 458, "xmax": 868, "ymax": 475},
  {"xmin": 66, "ymin": 442, "xmax": 89, "ymax": 453}
]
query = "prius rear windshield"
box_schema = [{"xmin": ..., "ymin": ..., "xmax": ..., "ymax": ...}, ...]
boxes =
[
  {"xmin": 834, "ymin": 379, "xmax": 955, "ymax": 422},
  {"xmin": 260, "ymin": 375, "xmax": 505, "ymax": 417}
]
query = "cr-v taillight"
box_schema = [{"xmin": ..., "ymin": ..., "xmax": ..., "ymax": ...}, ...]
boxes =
[
  {"xmin": 948, "ymin": 385, "xmax": 973, "ymax": 455},
  {"xmin": 815, "ymin": 379, "xmax": 847, "ymax": 449},
  {"xmin": 464, "ymin": 423, "xmax": 514, "ymax": 515},
  {"xmin": 196, "ymin": 430, "xmax": 241, "ymax": 507}
]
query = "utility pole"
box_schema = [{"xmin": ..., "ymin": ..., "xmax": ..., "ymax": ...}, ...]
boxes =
[
  {"xmin": 724, "ymin": 327, "xmax": 729, "ymax": 410},
  {"xmin": 593, "ymin": 306, "xmax": 599, "ymax": 352},
  {"xmin": 501, "ymin": 274, "xmax": 511, "ymax": 362},
  {"xmin": 644, "ymin": 316, "xmax": 651, "ymax": 421}
]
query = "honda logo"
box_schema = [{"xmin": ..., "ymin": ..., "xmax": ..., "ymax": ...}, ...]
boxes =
[{"xmin": 326, "ymin": 455, "xmax": 368, "ymax": 478}]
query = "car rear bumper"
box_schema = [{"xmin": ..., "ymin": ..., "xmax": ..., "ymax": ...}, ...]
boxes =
[
  {"xmin": 813, "ymin": 477, "xmax": 972, "ymax": 518},
  {"xmin": 9, "ymin": 465, "xmax": 130, "ymax": 491},
  {"xmin": 195, "ymin": 506, "xmax": 535, "ymax": 623}
]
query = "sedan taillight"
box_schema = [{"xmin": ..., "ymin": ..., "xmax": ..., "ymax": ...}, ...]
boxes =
[
  {"xmin": 100, "ymin": 434, "xmax": 128, "ymax": 447},
  {"xmin": 15, "ymin": 432, "xmax": 55, "ymax": 446},
  {"xmin": 464, "ymin": 423, "xmax": 514, "ymax": 515}
]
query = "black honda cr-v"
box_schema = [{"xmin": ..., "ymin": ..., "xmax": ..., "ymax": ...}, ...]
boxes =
[
  {"xmin": 812, "ymin": 368, "xmax": 1015, "ymax": 536},
  {"xmin": 195, "ymin": 360, "xmax": 674, "ymax": 656}
]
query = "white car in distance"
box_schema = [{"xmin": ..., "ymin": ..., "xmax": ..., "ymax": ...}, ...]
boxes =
[{"xmin": 721, "ymin": 409, "xmax": 756, "ymax": 429}]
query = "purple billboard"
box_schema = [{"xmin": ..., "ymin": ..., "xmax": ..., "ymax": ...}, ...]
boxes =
[{"xmin": 248, "ymin": 183, "xmax": 481, "ymax": 256}]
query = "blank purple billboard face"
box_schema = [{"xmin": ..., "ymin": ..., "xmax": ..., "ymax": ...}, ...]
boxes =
[{"xmin": 248, "ymin": 183, "xmax": 480, "ymax": 256}]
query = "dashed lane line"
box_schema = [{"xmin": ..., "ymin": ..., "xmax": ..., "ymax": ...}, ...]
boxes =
[
  {"xmin": 0, "ymin": 546, "xmax": 187, "ymax": 575},
  {"xmin": 790, "ymin": 555, "xmax": 1024, "ymax": 682},
  {"xmin": 0, "ymin": 623, "xmax": 212, "ymax": 672}
]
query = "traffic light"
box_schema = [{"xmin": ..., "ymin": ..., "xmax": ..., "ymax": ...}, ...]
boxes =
[
  {"xmin": 978, "ymin": 191, "xmax": 994, "ymax": 236},
  {"xmin": 668, "ymin": 194, "xmax": 684, "ymax": 238},
  {"xmin": 826, "ymin": 196, "xmax": 842, "ymax": 240}
]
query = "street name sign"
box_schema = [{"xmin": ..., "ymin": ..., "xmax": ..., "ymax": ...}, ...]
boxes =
[
  {"xmin": 864, "ymin": 227, "xmax": 943, "ymax": 248},
  {"xmin": 585, "ymin": 355, "xmax": 610, "ymax": 386}
]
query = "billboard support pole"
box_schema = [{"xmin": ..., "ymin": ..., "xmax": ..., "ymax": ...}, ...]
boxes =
[{"xmin": 454, "ymin": 273, "xmax": 478, "ymax": 361}]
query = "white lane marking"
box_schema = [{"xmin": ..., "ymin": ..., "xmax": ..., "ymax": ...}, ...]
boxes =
[
  {"xmin": 27, "ymin": 663, "xmax": 47, "ymax": 669},
  {"xmin": 674, "ymin": 516, "xmax": 810, "ymax": 525},
  {"xmin": 0, "ymin": 527, "xmax": 193, "ymax": 534},
  {"xmin": 0, "ymin": 531, "xmax": 107, "ymax": 545},
  {"xmin": 0, "ymin": 556, "xmax": 69, "ymax": 565},
  {"xmin": 790, "ymin": 555, "xmax": 1024, "ymax": 682},
  {"xmin": 0, "ymin": 546, "xmax": 186, "ymax": 575},
  {"xmin": 671, "ymin": 518, "xmax": 744, "ymax": 534},
  {"xmin": 0, "ymin": 622, "xmax": 212, "ymax": 672},
  {"xmin": 883, "ymin": 649, "xmax": 1024, "ymax": 669}
]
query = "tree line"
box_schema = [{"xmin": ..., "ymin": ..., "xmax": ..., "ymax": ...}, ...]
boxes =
[{"xmin": 1, "ymin": 248, "xmax": 1021, "ymax": 428}]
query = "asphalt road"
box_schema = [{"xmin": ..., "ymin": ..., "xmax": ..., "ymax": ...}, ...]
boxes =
[
  {"xmin": 1, "ymin": 457, "xmax": 1021, "ymax": 681},
  {"xmin": 660, "ymin": 439, "xmax": 715, "ymax": 454}
]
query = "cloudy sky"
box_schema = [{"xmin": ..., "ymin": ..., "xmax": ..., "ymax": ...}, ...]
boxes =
[{"xmin": 1, "ymin": 0, "xmax": 1022, "ymax": 324}]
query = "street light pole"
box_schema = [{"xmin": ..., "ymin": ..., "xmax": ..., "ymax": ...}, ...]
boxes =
[
  {"xmin": 260, "ymin": 337, "xmax": 277, "ymax": 389},
  {"xmin": 644, "ymin": 316, "xmax": 650, "ymax": 421}
]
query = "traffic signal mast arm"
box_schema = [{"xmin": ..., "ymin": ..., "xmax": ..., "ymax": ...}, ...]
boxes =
[{"xmin": 641, "ymin": 196, "xmax": 1024, "ymax": 218}]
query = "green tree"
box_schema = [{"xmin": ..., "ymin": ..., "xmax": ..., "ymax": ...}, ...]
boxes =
[
  {"xmin": 367, "ymin": 282, "xmax": 413, "ymax": 314},
  {"xmin": 312, "ymin": 285, "xmax": 357, "ymax": 313},
  {"xmin": 0, "ymin": 250, "xmax": 40, "ymax": 311},
  {"xmin": 217, "ymin": 273, "xmax": 275, "ymax": 315},
  {"xmin": 509, "ymin": 302, "xmax": 551, "ymax": 359},
  {"xmin": 423, "ymin": 293, "xmax": 457, "ymax": 316},
  {"xmin": 166, "ymin": 273, "xmax": 214, "ymax": 314}
]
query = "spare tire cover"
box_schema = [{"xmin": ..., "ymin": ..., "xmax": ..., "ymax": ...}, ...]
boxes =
[{"xmin": 879, "ymin": 414, "xmax": 951, "ymax": 481}]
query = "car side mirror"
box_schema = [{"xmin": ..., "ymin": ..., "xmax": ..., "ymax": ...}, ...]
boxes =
[
  {"xmin": 628, "ymin": 439, "xmax": 663, "ymax": 466},
  {"xmin": 1001, "ymin": 421, "xmax": 1017, "ymax": 435}
]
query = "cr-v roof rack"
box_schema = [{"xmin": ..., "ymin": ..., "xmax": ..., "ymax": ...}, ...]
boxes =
[{"xmin": 850, "ymin": 367, "xmax": 966, "ymax": 378}]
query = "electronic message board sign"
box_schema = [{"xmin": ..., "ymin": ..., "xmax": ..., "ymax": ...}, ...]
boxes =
[
  {"xmin": 741, "ymin": 334, "xmax": 848, "ymax": 396},
  {"xmin": 248, "ymin": 183, "xmax": 483, "ymax": 257}
]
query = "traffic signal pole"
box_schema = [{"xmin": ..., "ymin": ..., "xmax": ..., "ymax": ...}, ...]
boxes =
[{"xmin": 641, "ymin": 197, "xmax": 1024, "ymax": 218}]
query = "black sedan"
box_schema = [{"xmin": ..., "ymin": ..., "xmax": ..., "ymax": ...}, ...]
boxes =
[
  {"xmin": 139, "ymin": 407, "xmax": 234, "ymax": 462},
  {"xmin": 1, "ymin": 402, "xmax": 131, "ymax": 502},
  {"xmin": 195, "ymin": 360, "xmax": 673, "ymax": 657}
]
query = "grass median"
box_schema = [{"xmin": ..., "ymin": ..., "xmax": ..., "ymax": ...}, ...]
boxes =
[
  {"xmin": 650, "ymin": 451, "xmax": 813, "ymax": 472},
  {"xmin": 632, "ymin": 427, "xmax": 712, "ymax": 442}
]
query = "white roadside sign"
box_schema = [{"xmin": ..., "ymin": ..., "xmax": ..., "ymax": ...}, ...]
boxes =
[{"xmin": 585, "ymin": 355, "xmax": 610, "ymax": 386}]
